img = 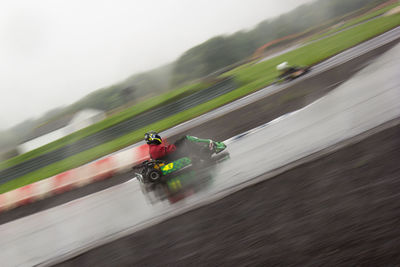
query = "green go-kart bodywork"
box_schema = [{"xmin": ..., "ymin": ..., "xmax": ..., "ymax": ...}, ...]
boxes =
[
  {"xmin": 159, "ymin": 157, "xmax": 192, "ymax": 175},
  {"xmin": 160, "ymin": 140, "xmax": 227, "ymax": 175}
]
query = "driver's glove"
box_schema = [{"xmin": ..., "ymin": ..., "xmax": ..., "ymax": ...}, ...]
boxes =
[{"xmin": 208, "ymin": 140, "xmax": 215, "ymax": 151}]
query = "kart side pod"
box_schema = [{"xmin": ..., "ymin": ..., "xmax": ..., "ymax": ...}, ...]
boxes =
[{"xmin": 159, "ymin": 157, "xmax": 192, "ymax": 175}]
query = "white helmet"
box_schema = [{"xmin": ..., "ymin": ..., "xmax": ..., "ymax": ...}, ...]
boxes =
[{"xmin": 276, "ymin": 62, "xmax": 289, "ymax": 71}]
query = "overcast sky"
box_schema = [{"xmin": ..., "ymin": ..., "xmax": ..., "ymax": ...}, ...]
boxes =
[{"xmin": 0, "ymin": 0, "xmax": 312, "ymax": 130}]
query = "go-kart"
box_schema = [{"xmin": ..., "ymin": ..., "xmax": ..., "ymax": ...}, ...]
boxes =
[
  {"xmin": 275, "ymin": 65, "xmax": 311, "ymax": 83},
  {"xmin": 132, "ymin": 140, "xmax": 229, "ymax": 184}
]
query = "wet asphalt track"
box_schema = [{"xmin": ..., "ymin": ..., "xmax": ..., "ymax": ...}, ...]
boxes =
[{"xmin": 0, "ymin": 31, "xmax": 399, "ymax": 266}]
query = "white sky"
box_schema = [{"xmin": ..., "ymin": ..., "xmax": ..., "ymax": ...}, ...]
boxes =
[{"xmin": 0, "ymin": 0, "xmax": 312, "ymax": 130}]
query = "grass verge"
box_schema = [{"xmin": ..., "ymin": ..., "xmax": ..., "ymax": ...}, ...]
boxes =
[
  {"xmin": 308, "ymin": 1, "xmax": 400, "ymax": 42},
  {"xmin": 1, "ymin": 13, "xmax": 399, "ymax": 193}
]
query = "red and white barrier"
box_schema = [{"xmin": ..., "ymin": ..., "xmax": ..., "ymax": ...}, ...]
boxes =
[{"xmin": 0, "ymin": 144, "xmax": 150, "ymax": 213}]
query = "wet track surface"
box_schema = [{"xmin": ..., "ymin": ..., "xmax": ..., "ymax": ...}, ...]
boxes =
[{"xmin": 0, "ymin": 35, "xmax": 399, "ymax": 266}]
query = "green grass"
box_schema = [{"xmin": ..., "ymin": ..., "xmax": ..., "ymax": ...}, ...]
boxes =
[
  {"xmin": 308, "ymin": 2, "xmax": 400, "ymax": 42},
  {"xmin": 227, "ymin": 13, "xmax": 400, "ymax": 85},
  {"xmin": 1, "ymin": 13, "xmax": 399, "ymax": 193},
  {"xmin": 0, "ymin": 82, "xmax": 209, "ymax": 172}
]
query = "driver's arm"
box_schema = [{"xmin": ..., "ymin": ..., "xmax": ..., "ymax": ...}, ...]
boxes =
[{"xmin": 163, "ymin": 140, "xmax": 176, "ymax": 154}]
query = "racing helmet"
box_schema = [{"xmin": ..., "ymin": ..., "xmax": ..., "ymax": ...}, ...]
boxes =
[
  {"xmin": 145, "ymin": 131, "xmax": 162, "ymax": 145},
  {"xmin": 276, "ymin": 61, "xmax": 289, "ymax": 71}
]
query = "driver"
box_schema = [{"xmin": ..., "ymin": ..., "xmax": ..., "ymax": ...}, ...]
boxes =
[
  {"xmin": 144, "ymin": 131, "xmax": 176, "ymax": 160},
  {"xmin": 144, "ymin": 131, "xmax": 216, "ymax": 160},
  {"xmin": 276, "ymin": 61, "xmax": 297, "ymax": 77}
]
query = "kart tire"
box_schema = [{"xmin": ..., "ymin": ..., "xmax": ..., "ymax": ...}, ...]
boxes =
[{"xmin": 148, "ymin": 169, "xmax": 162, "ymax": 183}]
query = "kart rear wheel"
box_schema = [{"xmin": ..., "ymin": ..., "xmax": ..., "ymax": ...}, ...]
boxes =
[{"xmin": 148, "ymin": 169, "xmax": 162, "ymax": 183}]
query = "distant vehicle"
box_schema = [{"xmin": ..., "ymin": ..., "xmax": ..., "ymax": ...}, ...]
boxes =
[
  {"xmin": 275, "ymin": 61, "xmax": 311, "ymax": 83},
  {"xmin": 132, "ymin": 139, "xmax": 229, "ymax": 184}
]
